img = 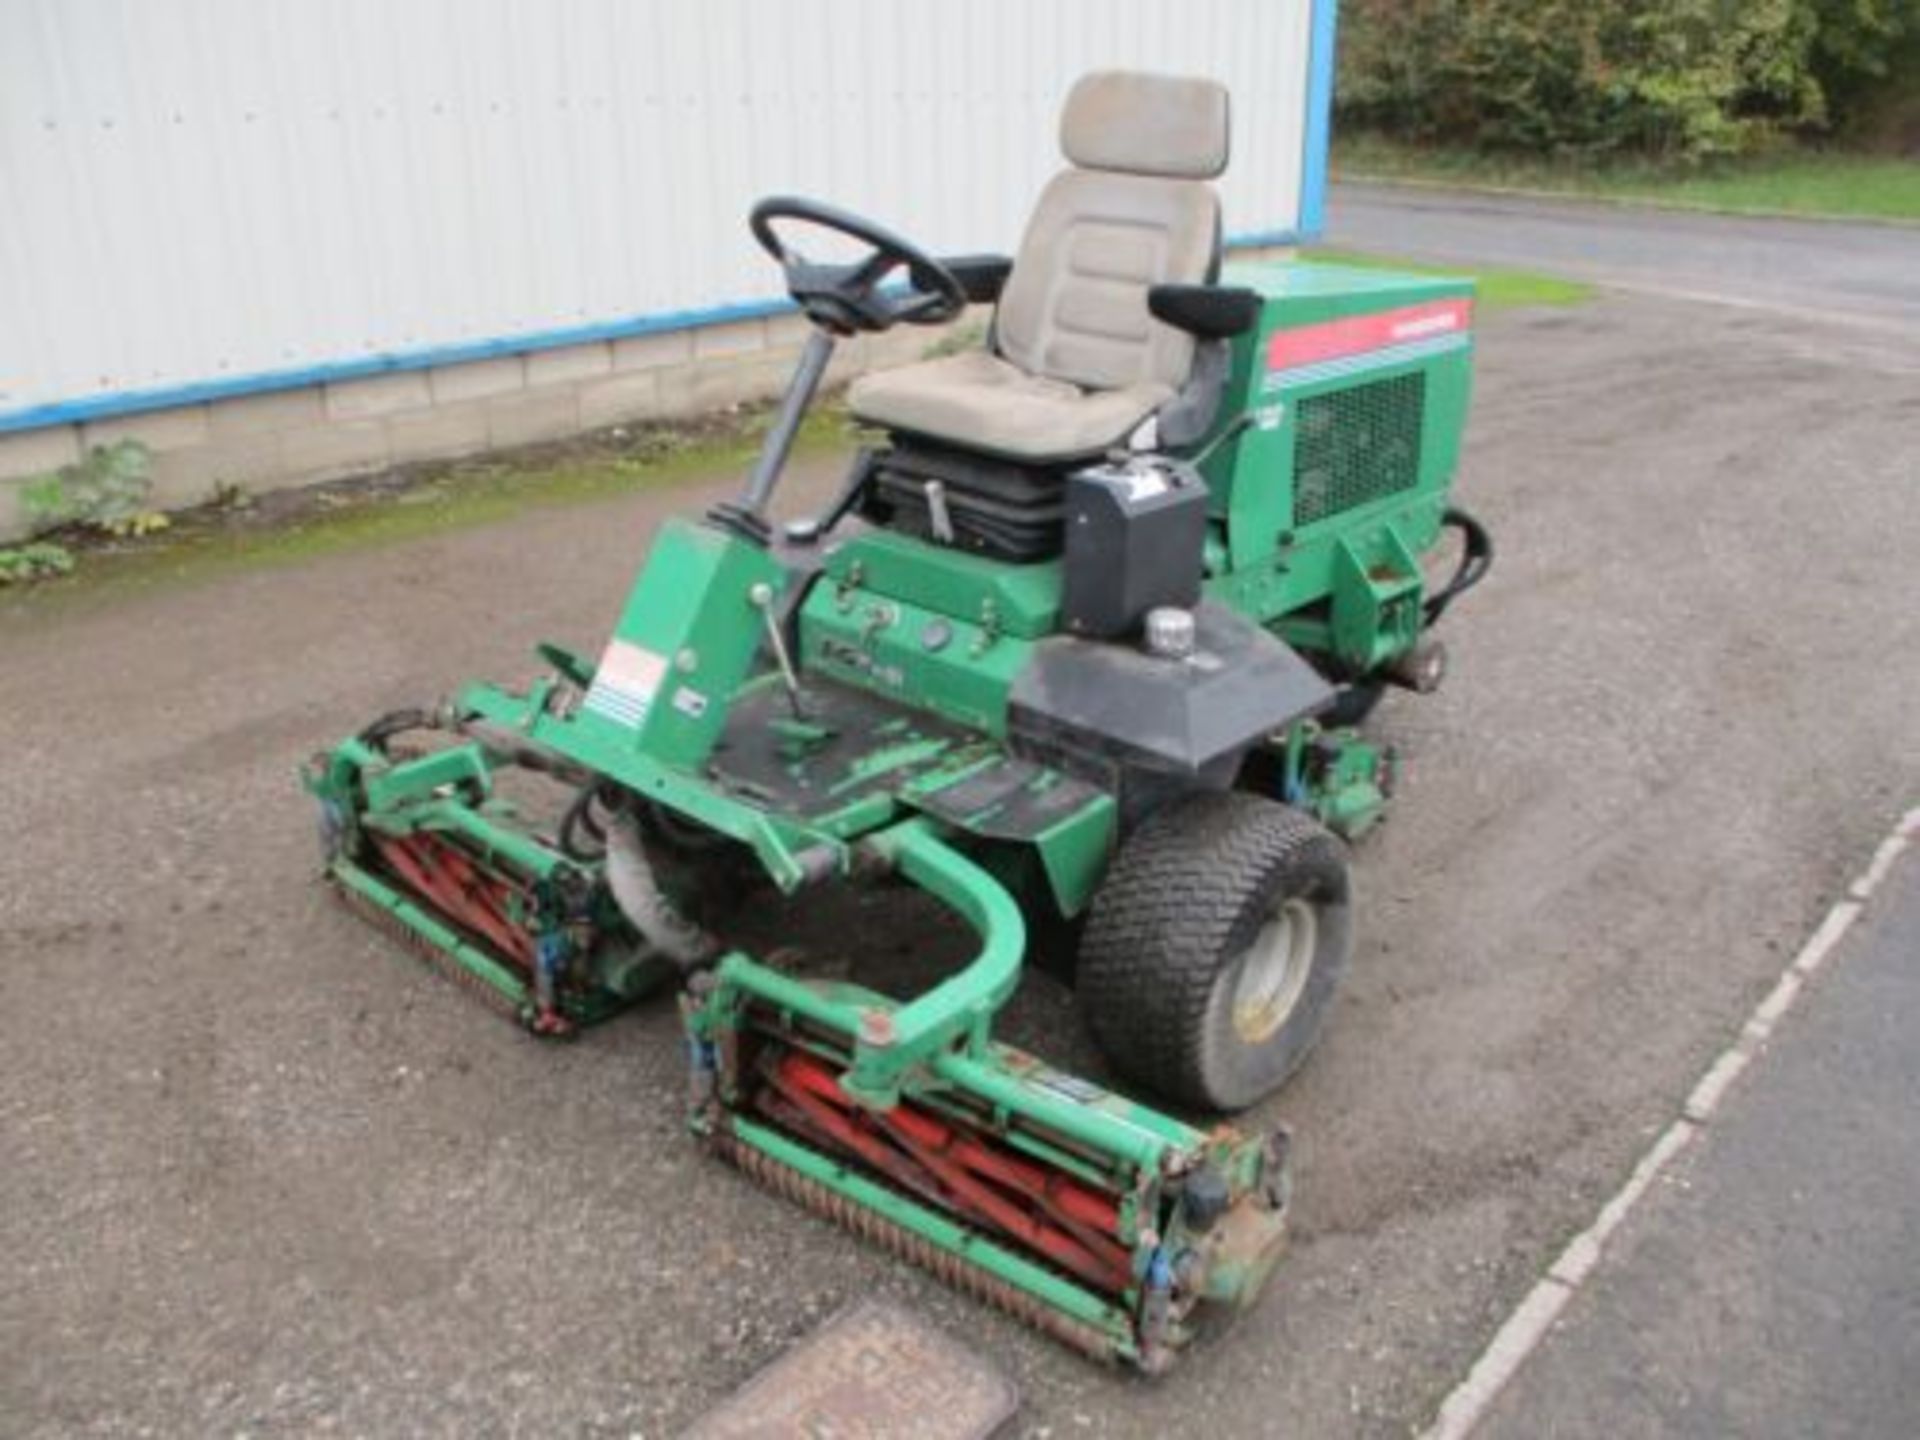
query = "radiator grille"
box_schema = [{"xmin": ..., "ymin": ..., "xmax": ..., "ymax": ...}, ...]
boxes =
[{"xmin": 1292, "ymin": 371, "xmax": 1426, "ymax": 527}]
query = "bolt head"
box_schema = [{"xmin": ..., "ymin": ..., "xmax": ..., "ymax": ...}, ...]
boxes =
[{"xmin": 857, "ymin": 1008, "xmax": 898, "ymax": 1047}]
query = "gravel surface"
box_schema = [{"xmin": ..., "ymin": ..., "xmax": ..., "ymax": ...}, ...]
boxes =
[{"xmin": 3, "ymin": 282, "xmax": 1917, "ymax": 1437}]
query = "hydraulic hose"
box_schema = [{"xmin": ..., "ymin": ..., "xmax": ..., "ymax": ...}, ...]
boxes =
[
  {"xmin": 1423, "ymin": 506, "xmax": 1493, "ymax": 626},
  {"xmin": 603, "ymin": 809, "xmax": 716, "ymax": 968},
  {"xmin": 557, "ymin": 783, "xmax": 610, "ymax": 861},
  {"xmin": 356, "ymin": 707, "xmax": 436, "ymax": 752}
]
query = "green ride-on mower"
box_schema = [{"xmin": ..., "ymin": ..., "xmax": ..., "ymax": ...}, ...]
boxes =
[{"xmin": 304, "ymin": 71, "xmax": 1490, "ymax": 1370}]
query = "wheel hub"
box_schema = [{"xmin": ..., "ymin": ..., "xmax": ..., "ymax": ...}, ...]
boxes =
[{"xmin": 1230, "ymin": 897, "xmax": 1316, "ymax": 1044}]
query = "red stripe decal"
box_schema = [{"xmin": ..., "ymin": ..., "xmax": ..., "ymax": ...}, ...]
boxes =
[{"xmin": 1267, "ymin": 298, "xmax": 1473, "ymax": 372}]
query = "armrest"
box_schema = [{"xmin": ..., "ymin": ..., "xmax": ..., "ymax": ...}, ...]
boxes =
[
  {"xmin": 1148, "ymin": 284, "xmax": 1262, "ymax": 340},
  {"xmin": 940, "ymin": 254, "xmax": 1014, "ymax": 305}
]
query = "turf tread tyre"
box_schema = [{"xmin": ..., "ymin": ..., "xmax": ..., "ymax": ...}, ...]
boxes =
[{"xmin": 1077, "ymin": 791, "xmax": 1351, "ymax": 1112}]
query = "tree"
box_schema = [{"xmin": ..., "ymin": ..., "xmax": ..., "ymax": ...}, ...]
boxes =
[{"xmin": 1336, "ymin": 0, "xmax": 1919, "ymax": 159}]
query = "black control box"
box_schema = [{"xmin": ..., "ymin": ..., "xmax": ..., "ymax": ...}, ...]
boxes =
[{"xmin": 1060, "ymin": 458, "xmax": 1209, "ymax": 639}]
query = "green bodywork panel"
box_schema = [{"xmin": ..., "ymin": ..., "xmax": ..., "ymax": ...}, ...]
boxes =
[
  {"xmin": 798, "ymin": 532, "xmax": 1059, "ymax": 736},
  {"xmin": 822, "ymin": 531, "xmax": 1063, "ymax": 638},
  {"xmin": 1202, "ymin": 261, "xmax": 1475, "ymax": 671},
  {"xmin": 793, "ymin": 532, "xmax": 1117, "ymax": 912},
  {"xmin": 582, "ymin": 516, "xmax": 787, "ymax": 770},
  {"xmin": 800, "ymin": 572, "xmax": 1035, "ymax": 739}
]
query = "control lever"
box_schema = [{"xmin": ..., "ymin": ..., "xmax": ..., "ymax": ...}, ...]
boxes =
[{"xmin": 924, "ymin": 479, "xmax": 955, "ymax": 545}]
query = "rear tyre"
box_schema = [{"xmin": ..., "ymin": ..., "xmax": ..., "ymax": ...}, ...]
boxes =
[{"xmin": 1077, "ymin": 791, "xmax": 1352, "ymax": 1112}]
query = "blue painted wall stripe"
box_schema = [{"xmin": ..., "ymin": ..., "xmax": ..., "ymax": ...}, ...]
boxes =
[
  {"xmin": 1, "ymin": 229, "xmax": 1323, "ymax": 438},
  {"xmin": 0, "ymin": 295, "xmax": 796, "ymax": 436},
  {"xmin": 1298, "ymin": 0, "xmax": 1340, "ymax": 241}
]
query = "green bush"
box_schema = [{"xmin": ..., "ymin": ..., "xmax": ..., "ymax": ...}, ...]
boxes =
[
  {"xmin": 3, "ymin": 439, "xmax": 169, "ymax": 586},
  {"xmin": 0, "ymin": 541, "xmax": 75, "ymax": 585},
  {"xmin": 17, "ymin": 438, "xmax": 168, "ymax": 540},
  {"xmin": 1338, "ymin": 0, "xmax": 1919, "ymax": 161}
]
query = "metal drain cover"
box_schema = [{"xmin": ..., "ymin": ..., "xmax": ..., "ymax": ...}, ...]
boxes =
[{"xmin": 685, "ymin": 1298, "xmax": 1019, "ymax": 1439}]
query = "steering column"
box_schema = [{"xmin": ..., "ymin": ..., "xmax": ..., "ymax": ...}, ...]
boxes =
[{"xmin": 708, "ymin": 196, "xmax": 965, "ymax": 543}]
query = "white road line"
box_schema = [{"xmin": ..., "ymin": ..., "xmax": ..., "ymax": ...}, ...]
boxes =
[
  {"xmin": 1418, "ymin": 808, "xmax": 1914, "ymax": 1438},
  {"xmin": 1747, "ymin": 969, "xmax": 1805, "ymax": 1034},
  {"xmin": 1583, "ymin": 1119, "xmax": 1698, "ymax": 1252},
  {"xmin": 1683, "ymin": 1048, "xmax": 1752, "ymax": 1124},
  {"xmin": 1852, "ymin": 834, "xmax": 1910, "ymax": 901},
  {"xmin": 1791, "ymin": 901, "xmax": 1864, "ymax": 977},
  {"xmin": 1426, "ymin": 1280, "xmax": 1575, "ymax": 1440}
]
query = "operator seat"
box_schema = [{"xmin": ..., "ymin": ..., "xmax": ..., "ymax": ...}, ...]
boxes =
[{"xmin": 848, "ymin": 70, "xmax": 1230, "ymax": 464}]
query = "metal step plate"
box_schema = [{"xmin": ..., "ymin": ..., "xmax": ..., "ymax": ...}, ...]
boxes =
[{"xmin": 685, "ymin": 1298, "xmax": 1019, "ymax": 1439}]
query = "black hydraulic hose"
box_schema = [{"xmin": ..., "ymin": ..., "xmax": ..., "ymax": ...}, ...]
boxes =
[
  {"xmin": 457, "ymin": 719, "xmax": 594, "ymax": 787},
  {"xmin": 356, "ymin": 706, "xmax": 436, "ymax": 753},
  {"xmin": 1423, "ymin": 506, "xmax": 1493, "ymax": 627},
  {"xmin": 558, "ymin": 783, "xmax": 611, "ymax": 861}
]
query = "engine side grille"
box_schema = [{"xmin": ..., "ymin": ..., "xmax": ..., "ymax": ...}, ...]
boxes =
[{"xmin": 1292, "ymin": 371, "xmax": 1426, "ymax": 527}]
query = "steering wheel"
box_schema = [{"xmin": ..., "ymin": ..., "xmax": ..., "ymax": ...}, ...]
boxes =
[{"xmin": 750, "ymin": 196, "xmax": 967, "ymax": 335}]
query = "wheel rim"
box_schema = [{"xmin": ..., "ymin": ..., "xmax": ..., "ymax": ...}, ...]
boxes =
[{"xmin": 1229, "ymin": 897, "xmax": 1317, "ymax": 1045}]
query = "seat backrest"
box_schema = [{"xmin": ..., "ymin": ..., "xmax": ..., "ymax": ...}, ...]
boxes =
[{"xmin": 995, "ymin": 71, "xmax": 1228, "ymax": 394}]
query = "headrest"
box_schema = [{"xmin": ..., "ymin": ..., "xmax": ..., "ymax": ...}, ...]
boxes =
[{"xmin": 1060, "ymin": 70, "xmax": 1230, "ymax": 180}]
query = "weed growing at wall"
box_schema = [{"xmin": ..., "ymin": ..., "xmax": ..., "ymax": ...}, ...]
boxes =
[{"xmin": 1, "ymin": 439, "xmax": 168, "ymax": 585}]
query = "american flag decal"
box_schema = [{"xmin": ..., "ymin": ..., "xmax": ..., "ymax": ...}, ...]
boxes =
[{"xmin": 583, "ymin": 638, "xmax": 667, "ymax": 729}]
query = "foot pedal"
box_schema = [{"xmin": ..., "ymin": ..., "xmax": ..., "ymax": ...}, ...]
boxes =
[{"xmin": 684, "ymin": 1298, "xmax": 1019, "ymax": 1439}]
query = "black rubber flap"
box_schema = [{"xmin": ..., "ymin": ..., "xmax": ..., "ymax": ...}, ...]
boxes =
[
  {"xmin": 1010, "ymin": 602, "xmax": 1334, "ymax": 776},
  {"xmin": 913, "ymin": 755, "xmax": 1109, "ymax": 841},
  {"xmin": 684, "ymin": 1298, "xmax": 1019, "ymax": 1439}
]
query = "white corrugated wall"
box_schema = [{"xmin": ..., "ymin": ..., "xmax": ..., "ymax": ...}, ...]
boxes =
[{"xmin": 0, "ymin": 0, "xmax": 1322, "ymax": 428}]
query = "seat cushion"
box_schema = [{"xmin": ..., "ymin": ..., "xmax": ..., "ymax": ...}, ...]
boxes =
[
  {"xmin": 849, "ymin": 349, "xmax": 1171, "ymax": 463},
  {"xmin": 995, "ymin": 169, "xmax": 1217, "ymax": 394}
]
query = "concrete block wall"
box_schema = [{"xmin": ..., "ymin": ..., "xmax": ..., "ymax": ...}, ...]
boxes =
[
  {"xmin": 0, "ymin": 243, "xmax": 1294, "ymax": 542},
  {"xmin": 0, "ymin": 307, "xmax": 964, "ymax": 542}
]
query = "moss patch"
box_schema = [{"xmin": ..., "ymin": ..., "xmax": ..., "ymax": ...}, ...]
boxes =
[{"xmin": 2, "ymin": 400, "xmax": 860, "ymax": 615}]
